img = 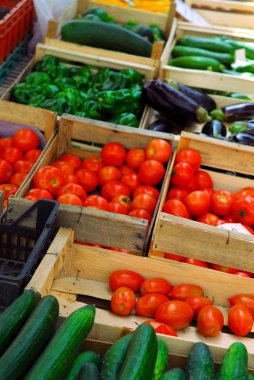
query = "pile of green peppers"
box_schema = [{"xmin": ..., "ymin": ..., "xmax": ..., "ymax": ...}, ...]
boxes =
[{"xmin": 12, "ymin": 55, "xmax": 144, "ymax": 128}]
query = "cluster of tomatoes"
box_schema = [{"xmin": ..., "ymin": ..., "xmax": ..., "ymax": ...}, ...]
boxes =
[
  {"xmin": 109, "ymin": 270, "xmax": 254, "ymax": 338},
  {"xmin": 26, "ymin": 139, "xmax": 171, "ymax": 222},
  {"xmin": 0, "ymin": 128, "xmax": 42, "ymax": 206},
  {"xmin": 162, "ymin": 147, "xmax": 254, "ymax": 277}
]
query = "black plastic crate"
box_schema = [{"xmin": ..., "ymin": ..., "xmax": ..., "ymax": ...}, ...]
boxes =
[{"xmin": 0, "ymin": 199, "xmax": 59, "ymax": 309}]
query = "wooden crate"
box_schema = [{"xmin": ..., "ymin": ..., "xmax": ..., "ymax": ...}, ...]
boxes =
[
  {"xmin": 26, "ymin": 227, "xmax": 254, "ymax": 369},
  {"xmin": 46, "ymin": 0, "xmax": 176, "ymax": 68},
  {"xmin": 160, "ymin": 19, "xmax": 254, "ymax": 94},
  {"xmin": 149, "ymin": 131, "xmax": 254, "ymax": 273},
  {"xmin": 6, "ymin": 114, "xmax": 173, "ymax": 255}
]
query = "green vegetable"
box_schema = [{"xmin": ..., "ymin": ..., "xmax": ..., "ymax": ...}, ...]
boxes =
[
  {"xmin": 176, "ymin": 36, "xmax": 234, "ymax": 53},
  {"xmin": 80, "ymin": 99, "xmax": 102, "ymax": 119},
  {"xmin": 34, "ymin": 55, "xmax": 59, "ymax": 78},
  {"xmin": 109, "ymin": 112, "xmax": 139, "ymax": 127},
  {"xmin": 133, "ymin": 25, "xmax": 154, "ymax": 43},
  {"xmin": 54, "ymin": 77, "xmax": 76, "ymax": 90},
  {"xmin": 83, "ymin": 14, "xmax": 102, "ymax": 21},
  {"xmin": 121, "ymin": 68, "xmax": 143, "ymax": 85},
  {"xmin": 57, "ymin": 63, "xmax": 71, "ymax": 77},
  {"xmin": 56, "ymin": 87, "xmax": 82, "ymax": 111},
  {"xmin": 224, "ymin": 39, "xmax": 254, "ymax": 59},
  {"xmin": 78, "ymin": 362, "xmax": 101, "ymax": 380},
  {"xmin": 248, "ymin": 373, "xmax": 254, "ymax": 380},
  {"xmin": 186, "ymin": 342, "xmax": 214, "ymax": 379},
  {"xmin": 228, "ymin": 121, "xmax": 250, "ymax": 134},
  {"xmin": 13, "ymin": 83, "xmax": 47, "ymax": 104},
  {"xmin": 149, "ymin": 24, "xmax": 165, "ymax": 41},
  {"xmin": 234, "ymin": 61, "xmax": 254, "ymax": 73},
  {"xmin": 25, "ymin": 71, "xmax": 52, "ymax": 85},
  {"xmin": 40, "ymin": 98, "xmax": 73, "ymax": 115},
  {"xmin": 229, "ymin": 93, "xmax": 254, "ymax": 100},
  {"xmin": 28, "ymin": 95, "xmax": 47, "ymax": 107},
  {"xmin": 171, "ymin": 46, "xmax": 233, "ymax": 65},
  {"xmin": 152, "ymin": 339, "xmax": 169, "ymax": 380},
  {"xmin": 218, "ymin": 342, "xmax": 248, "ymax": 380},
  {"xmin": 82, "ymin": 7, "xmax": 116, "ymax": 23},
  {"xmin": 72, "ymin": 67, "xmax": 91, "ymax": 90},
  {"xmin": 98, "ymin": 87, "xmax": 140, "ymax": 114},
  {"xmin": 169, "ymin": 56, "xmax": 225, "ymax": 72},
  {"xmin": 160, "ymin": 368, "xmax": 186, "ymax": 380},
  {"xmin": 42, "ymin": 84, "xmax": 60, "ymax": 97},
  {"xmin": 123, "ymin": 19, "xmax": 138, "ymax": 31},
  {"xmin": 99, "ymin": 69, "xmax": 128, "ymax": 91},
  {"xmin": 66, "ymin": 351, "xmax": 101, "ymax": 380}
]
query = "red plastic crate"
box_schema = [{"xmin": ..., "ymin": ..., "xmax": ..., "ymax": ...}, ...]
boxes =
[{"xmin": 0, "ymin": 0, "xmax": 35, "ymax": 63}]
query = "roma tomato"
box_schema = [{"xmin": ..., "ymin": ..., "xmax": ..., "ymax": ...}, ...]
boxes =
[
  {"xmin": 10, "ymin": 172, "xmax": 27, "ymax": 187},
  {"xmin": 58, "ymin": 153, "xmax": 82, "ymax": 170},
  {"xmin": 109, "ymin": 202, "xmax": 128, "ymax": 214},
  {"xmin": 110, "ymin": 287, "xmax": 136, "ymax": 316},
  {"xmin": 228, "ymin": 294, "xmax": 254, "ymax": 317},
  {"xmin": 121, "ymin": 173, "xmax": 141, "ymax": 194},
  {"xmin": 197, "ymin": 306, "xmax": 224, "ymax": 337},
  {"xmin": 166, "ymin": 187, "xmax": 189, "ymax": 202},
  {"xmin": 101, "ymin": 142, "xmax": 126, "ymax": 167},
  {"xmin": 171, "ymin": 162, "xmax": 194, "ymax": 187},
  {"xmin": 145, "ymin": 139, "xmax": 172, "ymax": 164},
  {"xmin": 169, "ymin": 284, "xmax": 204, "ymax": 300},
  {"xmin": 194, "ymin": 170, "xmax": 213, "ymax": 190},
  {"xmin": 109, "ymin": 269, "xmax": 144, "ymax": 292},
  {"xmin": 183, "ymin": 258, "xmax": 209, "ymax": 268},
  {"xmin": 155, "ymin": 300, "xmax": 194, "ymax": 330},
  {"xmin": 0, "ymin": 184, "xmax": 18, "ymax": 200},
  {"xmin": 185, "ymin": 296, "xmax": 213, "ymax": 316},
  {"xmin": 12, "ymin": 129, "xmax": 39, "ymax": 152},
  {"xmin": 134, "ymin": 185, "xmax": 160, "ymax": 200},
  {"xmin": 138, "ymin": 160, "xmax": 165, "ymax": 186},
  {"xmin": 1, "ymin": 147, "xmax": 23, "ymax": 165},
  {"xmin": 126, "ymin": 147, "xmax": 146, "ymax": 170},
  {"xmin": 197, "ymin": 212, "xmax": 220, "ymax": 226},
  {"xmin": 140, "ymin": 277, "xmax": 173, "ymax": 296},
  {"xmin": 164, "ymin": 253, "xmax": 185, "ymax": 262},
  {"xmin": 75, "ymin": 168, "xmax": 98, "ymax": 193},
  {"xmin": 128, "ymin": 209, "xmax": 152, "ymax": 221},
  {"xmin": 175, "ymin": 148, "xmax": 201, "ymax": 173},
  {"xmin": 162, "ymin": 199, "xmax": 190, "ymax": 219},
  {"xmin": 142, "ymin": 320, "xmax": 178, "ymax": 336},
  {"xmin": 130, "ymin": 194, "xmax": 157, "ymax": 215},
  {"xmin": 228, "ymin": 304, "xmax": 253, "ymax": 337},
  {"xmin": 32, "ymin": 166, "xmax": 65, "ymax": 195},
  {"xmin": 111, "ymin": 194, "xmax": 131, "ymax": 212},
  {"xmin": 135, "ymin": 293, "xmax": 169, "ymax": 318},
  {"xmin": 25, "ymin": 188, "xmax": 53, "ymax": 200},
  {"xmin": 231, "ymin": 196, "xmax": 254, "ymax": 225},
  {"xmin": 0, "ymin": 159, "xmax": 13, "ymax": 183},
  {"xmin": 24, "ymin": 149, "xmax": 42, "ymax": 163},
  {"xmin": 56, "ymin": 193, "xmax": 83, "ymax": 206},
  {"xmin": 184, "ymin": 190, "xmax": 210, "ymax": 217},
  {"xmin": 98, "ymin": 166, "xmax": 122, "ymax": 186},
  {"xmin": 84, "ymin": 195, "xmax": 110, "ymax": 211},
  {"xmin": 13, "ymin": 160, "xmax": 33, "ymax": 174},
  {"xmin": 57, "ymin": 183, "xmax": 87, "ymax": 202},
  {"xmin": 210, "ymin": 190, "xmax": 234, "ymax": 217},
  {"xmin": 82, "ymin": 156, "xmax": 104, "ymax": 173},
  {"xmin": 101, "ymin": 180, "xmax": 130, "ymax": 201}
]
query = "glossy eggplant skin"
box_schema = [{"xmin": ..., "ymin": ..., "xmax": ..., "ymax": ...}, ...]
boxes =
[
  {"xmin": 212, "ymin": 102, "xmax": 254, "ymax": 122},
  {"xmin": 228, "ymin": 129, "xmax": 254, "ymax": 146},
  {"xmin": 202, "ymin": 119, "xmax": 227, "ymax": 137},
  {"xmin": 148, "ymin": 118, "xmax": 184, "ymax": 134}
]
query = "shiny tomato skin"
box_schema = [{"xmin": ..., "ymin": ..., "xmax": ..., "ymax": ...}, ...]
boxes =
[
  {"xmin": 134, "ymin": 185, "xmax": 160, "ymax": 200},
  {"xmin": 234, "ymin": 187, "xmax": 254, "ymax": 201},
  {"xmin": 1, "ymin": 147, "xmax": 23, "ymax": 165},
  {"xmin": 57, "ymin": 183, "xmax": 87, "ymax": 202},
  {"xmin": 98, "ymin": 166, "xmax": 122, "ymax": 186},
  {"xmin": 32, "ymin": 166, "xmax": 65, "ymax": 196},
  {"xmin": 0, "ymin": 184, "xmax": 18, "ymax": 200},
  {"xmin": 166, "ymin": 187, "xmax": 189, "ymax": 202},
  {"xmin": 209, "ymin": 264, "xmax": 237, "ymax": 274},
  {"xmin": 121, "ymin": 173, "xmax": 141, "ymax": 194},
  {"xmin": 197, "ymin": 306, "xmax": 224, "ymax": 337},
  {"xmin": 56, "ymin": 193, "xmax": 83, "ymax": 206},
  {"xmin": 171, "ymin": 162, "xmax": 194, "ymax": 188},
  {"xmin": 126, "ymin": 147, "xmax": 146, "ymax": 170},
  {"xmin": 135, "ymin": 293, "xmax": 169, "ymax": 318},
  {"xmin": 130, "ymin": 194, "xmax": 157, "ymax": 215},
  {"xmin": 82, "ymin": 156, "xmax": 104, "ymax": 173},
  {"xmin": 84, "ymin": 195, "xmax": 110, "ymax": 211},
  {"xmin": 0, "ymin": 137, "xmax": 12, "ymax": 150},
  {"xmin": 111, "ymin": 194, "xmax": 131, "ymax": 212},
  {"xmin": 24, "ymin": 149, "xmax": 42, "ymax": 163},
  {"xmin": 128, "ymin": 209, "xmax": 152, "ymax": 221},
  {"xmin": 142, "ymin": 320, "xmax": 178, "ymax": 336},
  {"xmin": 63, "ymin": 174, "xmax": 80, "ymax": 185},
  {"xmin": 231, "ymin": 196, "xmax": 254, "ymax": 225},
  {"xmin": 119, "ymin": 165, "xmax": 136, "ymax": 176},
  {"xmin": 14, "ymin": 160, "xmax": 33, "ymax": 174},
  {"xmin": 110, "ymin": 287, "xmax": 136, "ymax": 316},
  {"xmin": 183, "ymin": 258, "xmax": 209, "ymax": 268},
  {"xmin": 101, "ymin": 142, "xmax": 126, "ymax": 167},
  {"xmin": 162, "ymin": 199, "xmax": 190, "ymax": 219},
  {"xmin": 228, "ymin": 303, "xmax": 253, "ymax": 337},
  {"xmin": 138, "ymin": 160, "xmax": 165, "ymax": 186},
  {"xmin": 75, "ymin": 168, "xmax": 98, "ymax": 193},
  {"xmin": 109, "ymin": 270, "xmax": 145, "ymax": 292},
  {"xmin": 58, "ymin": 153, "xmax": 82, "ymax": 171},
  {"xmin": 10, "ymin": 172, "xmax": 27, "ymax": 187},
  {"xmin": 164, "ymin": 253, "xmax": 185, "ymax": 262},
  {"xmin": 194, "ymin": 170, "xmax": 213, "ymax": 190},
  {"xmin": 26, "ymin": 188, "xmax": 54, "ymax": 200},
  {"xmin": 51, "ymin": 161, "xmax": 75, "ymax": 176},
  {"xmin": 0, "ymin": 159, "xmax": 13, "ymax": 183},
  {"xmin": 140, "ymin": 277, "xmax": 173, "ymax": 296},
  {"xmin": 185, "ymin": 296, "xmax": 213, "ymax": 316},
  {"xmin": 12, "ymin": 129, "xmax": 39, "ymax": 152},
  {"xmin": 146, "ymin": 139, "xmax": 172, "ymax": 164},
  {"xmin": 101, "ymin": 180, "xmax": 131, "ymax": 202},
  {"xmin": 109, "ymin": 202, "xmax": 127, "ymax": 214},
  {"xmin": 175, "ymin": 148, "xmax": 201, "ymax": 173},
  {"xmin": 155, "ymin": 300, "xmax": 194, "ymax": 330},
  {"xmin": 169, "ymin": 284, "xmax": 204, "ymax": 300},
  {"xmin": 197, "ymin": 212, "xmax": 220, "ymax": 226},
  {"xmin": 228, "ymin": 294, "xmax": 254, "ymax": 317},
  {"xmin": 184, "ymin": 190, "xmax": 210, "ymax": 217},
  {"xmin": 210, "ymin": 190, "xmax": 234, "ymax": 217}
]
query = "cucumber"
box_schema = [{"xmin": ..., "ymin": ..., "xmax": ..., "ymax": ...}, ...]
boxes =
[
  {"xmin": 176, "ymin": 36, "xmax": 234, "ymax": 54},
  {"xmin": 0, "ymin": 289, "xmax": 38, "ymax": 355},
  {"xmin": 101, "ymin": 334, "xmax": 132, "ymax": 380},
  {"xmin": 225, "ymin": 39, "xmax": 254, "ymax": 60},
  {"xmin": 218, "ymin": 342, "xmax": 248, "ymax": 380},
  {"xmin": 152, "ymin": 339, "xmax": 169, "ymax": 380},
  {"xmin": 234, "ymin": 61, "xmax": 254, "ymax": 73},
  {"xmin": 169, "ymin": 56, "xmax": 225, "ymax": 72},
  {"xmin": 186, "ymin": 342, "xmax": 214, "ymax": 380},
  {"xmin": 61, "ymin": 20, "xmax": 152, "ymax": 57},
  {"xmin": 172, "ymin": 46, "xmax": 233, "ymax": 65},
  {"xmin": 119, "ymin": 324, "xmax": 158, "ymax": 380},
  {"xmin": 0, "ymin": 295, "xmax": 59, "ymax": 380},
  {"xmin": 66, "ymin": 351, "xmax": 101, "ymax": 380},
  {"xmin": 160, "ymin": 368, "xmax": 186, "ymax": 380},
  {"xmin": 24, "ymin": 304, "xmax": 96, "ymax": 380},
  {"xmin": 78, "ymin": 362, "xmax": 101, "ymax": 380}
]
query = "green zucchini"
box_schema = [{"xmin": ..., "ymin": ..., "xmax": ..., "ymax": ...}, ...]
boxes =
[
  {"xmin": 176, "ymin": 36, "xmax": 234, "ymax": 53},
  {"xmin": 234, "ymin": 60, "xmax": 254, "ymax": 73},
  {"xmin": 78, "ymin": 362, "xmax": 101, "ymax": 380},
  {"xmin": 61, "ymin": 20, "xmax": 152, "ymax": 57},
  {"xmin": 66, "ymin": 351, "xmax": 101, "ymax": 380},
  {"xmin": 225, "ymin": 39, "xmax": 254, "ymax": 60},
  {"xmin": 186, "ymin": 342, "xmax": 214, "ymax": 380},
  {"xmin": 152, "ymin": 339, "xmax": 169, "ymax": 380},
  {"xmin": 218, "ymin": 342, "xmax": 248, "ymax": 380},
  {"xmin": 171, "ymin": 46, "xmax": 233, "ymax": 65},
  {"xmin": 169, "ymin": 56, "xmax": 225, "ymax": 72},
  {"xmin": 119, "ymin": 324, "xmax": 158, "ymax": 380},
  {"xmin": 0, "ymin": 295, "xmax": 59, "ymax": 380},
  {"xmin": 101, "ymin": 334, "xmax": 132, "ymax": 380},
  {"xmin": 0, "ymin": 289, "xmax": 38, "ymax": 355},
  {"xmin": 160, "ymin": 368, "xmax": 186, "ymax": 380}
]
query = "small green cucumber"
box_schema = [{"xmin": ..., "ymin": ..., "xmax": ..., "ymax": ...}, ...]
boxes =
[
  {"xmin": 152, "ymin": 339, "xmax": 169, "ymax": 380},
  {"xmin": 186, "ymin": 342, "xmax": 214, "ymax": 380},
  {"xmin": 171, "ymin": 46, "xmax": 233, "ymax": 65},
  {"xmin": 176, "ymin": 36, "xmax": 234, "ymax": 53},
  {"xmin": 78, "ymin": 362, "xmax": 101, "ymax": 380},
  {"xmin": 169, "ymin": 56, "xmax": 225, "ymax": 72},
  {"xmin": 218, "ymin": 342, "xmax": 248, "ymax": 380},
  {"xmin": 160, "ymin": 368, "xmax": 186, "ymax": 380},
  {"xmin": 66, "ymin": 351, "xmax": 101, "ymax": 380}
]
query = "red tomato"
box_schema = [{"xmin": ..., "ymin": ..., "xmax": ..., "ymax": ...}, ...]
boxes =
[
  {"xmin": 101, "ymin": 142, "xmax": 126, "ymax": 167},
  {"xmin": 119, "ymin": 165, "xmax": 136, "ymax": 176},
  {"xmin": 51, "ymin": 161, "xmax": 75, "ymax": 176},
  {"xmin": 140, "ymin": 278, "xmax": 173, "ymax": 296},
  {"xmin": 58, "ymin": 153, "xmax": 82, "ymax": 171},
  {"xmin": 12, "ymin": 129, "xmax": 39, "ymax": 152},
  {"xmin": 234, "ymin": 271, "xmax": 251, "ymax": 278},
  {"xmin": 162, "ymin": 199, "xmax": 189, "ymax": 219},
  {"xmin": 63, "ymin": 174, "xmax": 80, "ymax": 185},
  {"xmin": 185, "ymin": 296, "xmax": 213, "ymax": 316},
  {"xmin": 138, "ymin": 160, "xmax": 165, "ymax": 186},
  {"xmin": 134, "ymin": 185, "xmax": 160, "ymax": 200},
  {"xmin": 197, "ymin": 305, "xmax": 224, "ymax": 337},
  {"xmin": 228, "ymin": 304, "xmax": 253, "ymax": 337},
  {"xmin": 130, "ymin": 194, "xmax": 157, "ymax": 215},
  {"xmin": 84, "ymin": 195, "xmax": 110, "ymax": 211},
  {"xmin": 57, "ymin": 183, "xmax": 87, "ymax": 202},
  {"xmin": 175, "ymin": 148, "xmax": 201, "ymax": 173},
  {"xmin": 121, "ymin": 173, "xmax": 141, "ymax": 193},
  {"xmin": 0, "ymin": 137, "xmax": 12, "ymax": 150},
  {"xmin": 111, "ymin": 194, "xmax": 131, "ymax": 213},
  {"xmin": 57, "ymin": 193, "xmax": 83, "ymax": 206},
  {"xmin": 0, "ymin": 159, "xmax": 13, "ymax": 184},
  {"xmin": 98, "ymin": 166, "xmax": 122, "ymax": 186},
  {"xmin": 109, "ymin": 270, "xmax": 145, "ymax": 292},
  {"xmin": 164, "ymin": 253, "xmax": 185, "ymax": 261},
  {"xmin": 110, "ymin": 287, "xmax": 136, "ymax": 316},
  {"xmin": 183, "ymin": 258, "xmax": 209, "ymax": 268},
  {"xmin": 197, "ymin": 212, "xmax": 220, "ymax": 226},
  {"xmin": 101, "ymin": 180, "xmax": 131, "ymax": 201},
  {"xmin": 242, "ymin": 224, "xmax": 254, "ymax": 235},
  {"xmin": 185, "ymin": 176, "xmax": 199, "ymax": 193},
  {"xmin": 135, "ymin": 293, "xmax": 169, "ymax": 318},
  {"xmin": 184, "ymin": 190, "xmax": 210, "ymax": 217},
  {"xmin": 146, "ymin": 139, "xmax": 172, "ymax": 164},
  {"xmin": 142, "ymin": 320, "xmax": 178, "ymax": 336},
  {"xmin": 210, "ymin": 190, "xmax": 234, "ymax": 217},
  {"xmin": 169, "ymin": 284, "xmax": 204, "ymax": 300},
  {"xmin": 13, "ymin": 160, "xmax": 33, "ymax": 174},
  {"xmin": 82, "ymin": 156, "xmax": 104, "ymax": 173},
  {"xmin": 109, "ymin": 202, "xmax": 128, "ymax": 214},
  {"xmin": 26, "ymin": 188, "xmax": 54, "ymax": 200},
  {"xmin": 128, "ymin": 209, "xmax": 152, "ymax": 221},
  {"xmin": 1, "ymin": 147, "xmax": 23, "ymax": 165},
  {"xmin": 209, "ymin": 264, "xmax": 237, "ymax": 274},
  {"xmin": 166, "ymin": 187, "xmax": 189, "ymax": 202},
  {"xmin": 194, "ymin": 170, "xmax": 213, "ymax": 190},
  {"xmin": 155, "ymin": 300, "xmax": 194, "ymax": 330},
  {"xmin": 171, "ymin": 162, "xmax": 194, "ymax": 187},
  {"xmin": 75, "ymin": 168, "xmax": 98, "ymax": 193},
  {"xmin": 24, "ymin": 149, "xmax": 42, "ymax": 163},
  {"xmin": 231, "ymin": 196, "xmax": 254, "ymax": 225},
  {"xmin": 32, "ymin": 166, "xmax": 65, "ymax": 196},
  {"xmin": 126, "ymin": 147, "xmax": 146, "ymax": 170},
  {"xmin": 202, "ymin": 188, "xmax": 214, "ymax": 201},
  {"xmin": 0, "ymin": 184, "xmax": 18, "ymax": 199},
  {"xmin": 234, "ymin": 187, "xmax": 254, "ymax": 201},
  {"xmin": 228, "ymin": 294, "xmax": 254, "ymax": 317},
  {"xmin": 10, "ymin": 172, "xmax": 27, "ymax": 187}
]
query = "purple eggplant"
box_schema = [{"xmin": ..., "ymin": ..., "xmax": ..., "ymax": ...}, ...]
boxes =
[
  {"xmin": 228, "ymin": 129, "xmax": 254, "ymax": 146},
  {"xmin": 211, "ymin": 102, "xmax": 254, "ymax": 122},
  {"xmin": 148, "ymin": 118, "xmax": 184, "ymax": 134},
  {"xmin": 202, "ymin": 119, "xmax": 227, "ymax": 137}
]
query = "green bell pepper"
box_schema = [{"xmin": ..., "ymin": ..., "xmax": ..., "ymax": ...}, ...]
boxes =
[
  {"xmin": 54, "ymin": 77, "xmax": 76, "ymax": 90},
  {"xmin": 55, "ymin": 88, "xmax": 82, "ymax": 112},
  {"xmin": 80, "ymin": 100, "xmax": 102, "ymax": 119},
  {"xmin": 82, "ymin": 7, "xmax": 116, "ymax": 23},
  {"xmin": 34, "ymin": 55, "xmax": 59, "ymax": 78},
  {"xmin": 13, "ymin": 83, "xmax": 47, "ymax": 104},
  {"xmin": 42, "ymin": 84, "xmax": 60, "ymax": 97},
  {"xmin": 121, "ymin": 69, "xmax": 144, "ymax": 85},
  {"xmin": 123, "ymin": 18, "xmax": 138, "ymax": 31},
  {"xmin": 100, "ymin": 69, "xmax": 128, "ymax": 91},
  {"xmin": 72, "ymin": 67, "xmax": 91, "ymax": 90},
  {"xmin": 98, "ymin": 87, "xmax": 142, "ymax": 115},
  {"xmin": 57, "ymin": 63, "xmax": 71, "ymax": 78},
  {"xmin": 109, "ymin": 113, "xmax": 139, "ymax": 127},
  {"xmin": 28, "ymin": 95, "xmax": 46, "ymax": 107},
  {"xmin": 25, "ymin": 72, "xmax": 52, "ymax": 86},
  {"xmin": 40, "ymin": 98, "xmax": 73, "ymax": 115}
]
